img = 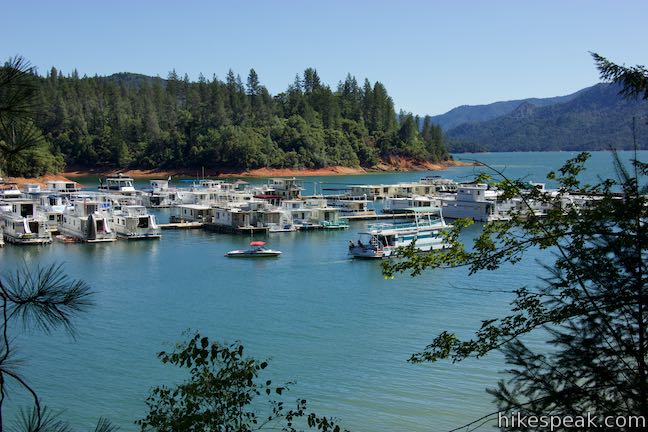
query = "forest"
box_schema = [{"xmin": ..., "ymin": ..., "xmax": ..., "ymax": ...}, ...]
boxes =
[
  {"xmin": 445, "ymin": 83, "xmax": 648, "ymax": 152},
  {"xmin": 1, "ymin": 64, "xmax": 450, "ymax": 177}
]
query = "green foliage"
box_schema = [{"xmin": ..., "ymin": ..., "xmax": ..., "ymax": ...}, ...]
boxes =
[
  {"xmin": 0, "ymin": 264, "xmax": 111, "ymax": 431},
  {"xmin": 137, "ymin": 332, "xmax": 345, "ymax": 432},
  {"xmin": 384, "ymin": 150, "xmax": 648, "ymax": 426},
  {"xmin": 29, "ymin": 67, "xmax": 450, "ymax": 171},
  {"xmin": 385, "ymin": 53, "xmax": 648, "ymax": 430},
  {"xmin": 0, "ymin": 57, "xmax": 62, "ymax": 176},
  {"xmin": 592, "ymin": 52, "xmax": 648, "ymax": 100}
]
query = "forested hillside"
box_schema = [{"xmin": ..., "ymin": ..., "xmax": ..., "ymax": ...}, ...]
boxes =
[
  {"xmin": 428, "ymin": 90, "xmax": 584, "ymax": 130},
  {"xmin": 20, "ymin": 67, "xmax": 449, "ymax": 175},
  {"xmin": 445, "ymin": 83, "xmax": 648, "ymax": 152}
]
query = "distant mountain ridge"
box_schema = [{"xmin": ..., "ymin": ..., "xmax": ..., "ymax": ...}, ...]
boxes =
[
  {"xmin": 104, "ymin": 72, "xmax": 166, "ymax": 87},
  {"xmin": 440, "ymin": 83, "xmax": 648, "ymax": 152},
  {"xmin": 429, "ymin": 89, "xmax": 586, "ymax": 130}
]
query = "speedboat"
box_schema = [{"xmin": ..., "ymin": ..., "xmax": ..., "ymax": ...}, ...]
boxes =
[{"xmin": 225, "ymin": 241, "xmax": 282, "ymax": 258}]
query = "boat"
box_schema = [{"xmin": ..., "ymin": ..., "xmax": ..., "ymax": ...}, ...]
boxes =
[
  {"xmin": 58, "ymin": 199, "xmax": 116, "ymax": 242},
  {"xmin": 0, "ymin": 180, "xmax": 22, "ymax": 200},
  {"xmin": 111, "ymin": 205, "xmax": 161, "ymax": 239},
  {"xmin": 98, "ymin": 174, "xmax": 136, "ymax": 195},
  {"xmin": 0, "ymin": 199, "xmax": 52, "ymax": 245},
  {"xmin": 225, "ymin": 241, "xmax": 282, "ymax": 258},
  {"xmin": 348, "ymin": 207, "xmax": 450, "ymax": 259}
]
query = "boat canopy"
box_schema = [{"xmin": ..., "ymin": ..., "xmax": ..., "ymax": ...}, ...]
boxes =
[
  {"xmin": 250, "ymin": 241, "xmax": 266, "ymax": 246},
  {"xmin": 404, "ymin": 206, "xmax": 442, "ymax": 213}
]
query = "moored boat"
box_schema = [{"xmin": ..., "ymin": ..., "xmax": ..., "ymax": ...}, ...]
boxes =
[
  {"xmin": 59, "ymin": 199, "xmax": 116, "ymax": 243},
  {"xmin": 98, "ymin": 174, "xmax": 136, "ymax": 195},
  {"xmin": 112, "ymin": 205, "xmax": 161, "ymax": 239},
  {"xmin": 0, "ymin": 200, "xmax": 52, "ymax": 245}
]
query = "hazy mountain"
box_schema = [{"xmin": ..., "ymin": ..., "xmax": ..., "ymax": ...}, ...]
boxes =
[
  {"xmin": 429, "ymin": 89, "xmax": 586, "ymax": 130},
  {"xmin": 444, "ymin": 83, "xmax": 648, "ymax": 152}
]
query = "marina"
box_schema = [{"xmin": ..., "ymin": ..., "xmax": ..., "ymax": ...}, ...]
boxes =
[
  {"xmin": 0, "ymin": 158, "xmax": 609, "ymax": 248},
  {"xmin": 2, "ymin": 0, "xmax": 645, "ymax": 428},
  {"xmin": 1, "ymin": 151, "xmax": 646, "ymax": 431}
]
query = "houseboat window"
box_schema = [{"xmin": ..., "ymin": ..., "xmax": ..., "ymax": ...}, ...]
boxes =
[{"xmin": 20, "ymin": 204, "xmax": 32, "ymax": 217}]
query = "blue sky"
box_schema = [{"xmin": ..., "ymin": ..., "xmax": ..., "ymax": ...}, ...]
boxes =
[{"xmin": 2, "ymin": 0, "xmax": 646, "ymax": 115}]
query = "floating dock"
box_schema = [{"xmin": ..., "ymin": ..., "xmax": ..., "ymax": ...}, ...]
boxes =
[
  {"xmin": 159, "ymin": 222, "xmax": 204, "ymax": 230},
  {"xmin": 203, "ymin": 223, "xmax": 269, "ymax": 234},
  {"xmin": 341, "ymin": 212, "xmax": 433, "ymax": 221}
]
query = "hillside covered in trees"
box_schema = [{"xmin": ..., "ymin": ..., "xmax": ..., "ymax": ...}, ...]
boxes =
[
  {"xmin": 428, "ymin": 90, "xmax": 585, "ymax": 130},
  {"xmin": 8, "ymin": 66, "xmax": 450, "ymax": 176},
  {"xmin": 444, "ymin": 83, "xmax": 648, "ymax": 152}
]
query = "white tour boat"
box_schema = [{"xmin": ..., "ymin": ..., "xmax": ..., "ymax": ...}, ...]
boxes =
[{"xmin": 348, "ymin": 207, "xmax": 450, "ymax": 259}]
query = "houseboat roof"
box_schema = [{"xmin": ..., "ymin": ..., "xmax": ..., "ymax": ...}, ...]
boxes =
[
  {"xmin": 403, "ymin": 206, "xmax": 443, "ymax": 213},
  {"xmin": 177, "ymin": 204, "xmax": 211, "ymax": 210}
]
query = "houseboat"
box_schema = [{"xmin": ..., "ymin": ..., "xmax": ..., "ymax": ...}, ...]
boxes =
[
  {"xmin": 112, "ymin": 205, "xmax": 161, "ymax": 239},
  {"xmin": 98, "ymin": 174, "xmax": 136, "ymax": 195},
  {"xmin": 0, "ymin": 200, "xmax": 52, "ymax": 244},
  {"xmin": 45, "ymin": 180, "xmax": 81, "ymax": 194},
  {"xmin": 348, "ymin": 207, "xmax": 450, "ymax": 259},
  {"xmin": 325, "ymin": 194, "xmax": 376, "ymax": 217},
  {"xmin": 58, "ymin": 199, "xmax": 116, "ymax": 242},
  {"xmin": 0, "ymin": 180, "xmax": 22, "ymax": 200}
]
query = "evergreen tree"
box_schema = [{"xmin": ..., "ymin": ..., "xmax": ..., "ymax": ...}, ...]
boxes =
[
  {"xmin": 14, "ymin": 63, "xmax": 450, "ymax": 173},
  {"xmin": 383, "ymin": 54, "xmax": 648, "ymax": 430}
]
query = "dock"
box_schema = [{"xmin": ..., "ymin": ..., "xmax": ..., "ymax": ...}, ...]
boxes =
[
  {"xmin": 159, "ymin": 222, "xmax": 204, "ymax": 230},
  {"xmin": 203, "ymin": 223, "xmax": 269, "ymax": 234},
  {"xmin": 341, "ymin": 212, "xmax": 431, "ymax": 221}
]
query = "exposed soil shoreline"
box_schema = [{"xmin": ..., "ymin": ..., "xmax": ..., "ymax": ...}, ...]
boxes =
[
  {"xmin": 61, "ymin": 159, "xmax": 473, "ymax": 179},
  {"xmin": 5, "ymin": 160, "xmax": 473, "ymax": 188}
]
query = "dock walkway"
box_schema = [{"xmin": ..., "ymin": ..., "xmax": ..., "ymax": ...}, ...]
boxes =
[{"xmin": 159, "ymin": 222, "xmax": 204, "ymax": 230}]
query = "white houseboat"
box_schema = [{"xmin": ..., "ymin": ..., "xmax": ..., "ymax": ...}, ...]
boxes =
[
  {"xmin": 112, "ymin": 205, "xmax": 161, "ymax": 239},
  {"xmin": 46, "ymin": 180, "xmax": 81, "ymax": 193},
  {"xmin": 325, "ymin": 194, "xmax": 376, "ymax": 217},
  {"xmin": 171, "ymin": 204, "xmax": 212, "ymax": 223},
  {"xmin": 59, "ymin": 199, "xmax": 116, "ymax": 242},
  {"xmin": 438, "ymin": 184, "xmax": 499, "ymax": 222},
  {"xmin": 384, "ymin": 195, "xmax": 441, "ymax": 214},
  {"xmin": 349, "ymin": 207, "xmax": 450, "ymax": 259},
  {"xmin": 98, "ymin": 174, "xmax": 136, "ymax": 195},
  {"xmin": 0, "ymin": 199, "xmax": 52, "ymax": 245},
  {"xmin": 0, "ymin": 180, "xmax": 22, "ymax": 200}
]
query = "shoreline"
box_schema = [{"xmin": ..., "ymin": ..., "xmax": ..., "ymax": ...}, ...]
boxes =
[
  {"xmin": 5, "ymin": 160, "xmax": 473, "ymax": 188},
  {"xmin": 61, "ymin": 160, "xmax": 473, "ymax": 179}
]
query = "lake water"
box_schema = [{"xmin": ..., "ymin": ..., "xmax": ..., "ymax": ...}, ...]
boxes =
[{"xmin": 1, "ymin": 151, "xmax": 646, "ymax": 431}]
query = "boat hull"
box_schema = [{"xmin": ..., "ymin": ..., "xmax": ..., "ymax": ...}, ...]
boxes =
[
  {"xmin": 3, "ymin": 233, "xmax": 51, "ymax": 245},
  {"xmin": 225, "ymin": 250, "xmax": 282, "ymax": 258}
]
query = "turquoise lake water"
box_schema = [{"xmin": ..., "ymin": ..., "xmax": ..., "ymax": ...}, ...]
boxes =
[{"xmin": 0, "ymin": 151, "xmax": 646, "ymax": 431}]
